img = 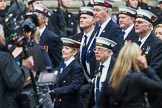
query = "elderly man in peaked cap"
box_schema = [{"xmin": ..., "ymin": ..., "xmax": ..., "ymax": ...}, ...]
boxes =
[
  {"xmin": 88, "ymin": 37, "xmax": 117, "ymax": 108},
  {"xmin": 27, "ymin": 1, "xmax": 59, "ymax": 36},
  {"xmin": 135, "ymin": 8, "xmax": 162, "ymax": 108},
  {"xmin": 33, "ymin": 4, "xmax": 63, "ymax": 68},
  {"xmin": 92, "ymin": 0, "xmax": 124, "ymax": 58},
  {"xmin": 93, "ymin": 0, "xmax": 124, "ymax": 57}
]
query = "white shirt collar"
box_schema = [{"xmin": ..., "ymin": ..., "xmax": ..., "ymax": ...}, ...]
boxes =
[
  {"xmin": 123, "ymin": 24, "xmax": 134, "ymax": 40},
  {"xmin": 39, "ymin": 26, "xmax": 46, "ymax": 37},
  {"xmin": 83, "ymin": 28, "xmax": 94, "ymax": 43},
  {"xmin": 101, "ymin": 56, "xmax": 111, "ymax": 69},
  {"xmin": 98, "ymin": 18, "xmax": 111, "ymax": 36},
  {"xmin": 64, "ymin": 56, "xmax": 75, "ymax": 67},
  {"xmin": 139, "ymin": 32, "xmax": 151, "ymax": 48},
  {"xmin": 95, "ymin": 56, "xmax": 112, "ymax": 92}
]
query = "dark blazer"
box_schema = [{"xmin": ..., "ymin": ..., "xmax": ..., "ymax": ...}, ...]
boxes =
[
  {"xmin": 125, "ymin": 27, "xmax": 138, "ymax": 42},
  {"xmin": 71, "ymin": 25, "xmax": 99, "ymax": 79},
  {"xmin": 99, "ymin": 19, "xmax": 124, "ymax": 57},
  {"xmin": 86, "ymin": 26, "xmax": 100, "ymax": 79},
  {"xmin": 40, "ymin": 28, "xmax": 63, "ymax": 68},
  {"xmin": 88, "ymin": 57, "xmax": 116, "ymax": 108},
  {"xmin": 99, "ymin": 67, "xmax": 162, "ymax": 108},
  {"xmin": 135, "ymin": 32, "xmax": 162, "ymax": 79},
  {"xmin": 135, "ymin": 32, "xmax": 162, "ymax": 108},
  {"xmin": 53, "ymin": 59, "xmax": 84, "ymax": 108}
]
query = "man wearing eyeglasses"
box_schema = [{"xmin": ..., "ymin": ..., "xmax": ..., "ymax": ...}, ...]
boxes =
[
  {"xmin": 135, "ymin": 9, "xmax": 162, "ymax": 108},
  {"xmin": 88, "ymin": 37, "xmax": 117, "ymax": 108}
]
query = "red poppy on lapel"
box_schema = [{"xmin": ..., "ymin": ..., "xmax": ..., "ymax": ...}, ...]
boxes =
[{"xmin": 43, "ymin": 45, "xmax": 48, "ymax": 52}]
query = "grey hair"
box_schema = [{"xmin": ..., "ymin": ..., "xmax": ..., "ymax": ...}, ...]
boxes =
[
  {"xmin": 103, "ymin": 7, "xmax": 112, "ymax": 16},
  {"xmin": 145, "ymin": 20, "xmax": 153, "ymax": 31}
]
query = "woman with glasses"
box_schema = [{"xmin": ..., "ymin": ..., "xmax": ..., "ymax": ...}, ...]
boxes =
[{"xmin": 99, "ymin": 42, "xmax": 162, "ymax": 108}]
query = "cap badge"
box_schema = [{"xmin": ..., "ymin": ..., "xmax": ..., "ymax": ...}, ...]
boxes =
[
  {"xmin": 82, "ymin": 10, "xmax": 88, "ymax": 13},
  {"xmin": 96, "ymin": 43, "xmax": 103, "ymax": 46},
  {"xmin": 94, "ymin": 2, "xmax": 99, "ymax": 5},
  {"xmin": 138, "ymin": 14, "xmax": 143, "ymax": 17},
  {"xmin": 121, "ymin": 11, "xmax": 127, "ymax": 14}
]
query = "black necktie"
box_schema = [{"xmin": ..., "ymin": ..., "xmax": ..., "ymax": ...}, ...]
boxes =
[
  {"xmin": 122, "ymin": 30, "xmax": 125, "ymax": 35},
  {"xmin": 81, "ymin": 35, "xmax": 88, "ymax": 59},
  {"xmin": 95, "ymin": 65, "xmax": 104, "ymax": 108},
  {"xmin": 83, "ymin": 35, "xmax": 88, "ymax": 46},
  {"xmin": 138, "ymin": 41, "xmax": 142, "ymax": 46}
]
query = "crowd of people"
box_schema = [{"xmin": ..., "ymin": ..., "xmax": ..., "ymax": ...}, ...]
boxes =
[{"xmin": 1, "ymin": 0, "xmax": 162, "ymax": 108}]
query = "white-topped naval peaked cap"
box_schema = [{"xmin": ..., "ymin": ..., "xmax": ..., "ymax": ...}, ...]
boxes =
[
  {"xmin": 33, "ymin": 4, "xmax": 53, "ymax": 17},
  {"xmin": 136, "ymin": 8, "xmax": 158, "ymax": 24},
  {"xmin": 80, "ymin": 6, "xmax": 94, "ymax": 16},
  {"xmin": 61, "ymin": 38, "xmax": 81, "ymax": 48},
  {"xmin": 118, "ymin": 6, "xmax": 136, "ymax": 17},
  {"xmin": 96, "ymin": 37, "xmax": 117, "ymax": 49}
]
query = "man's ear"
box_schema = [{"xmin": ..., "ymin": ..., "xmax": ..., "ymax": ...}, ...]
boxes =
[
  {"xmin": 148, "ymin": 23, "xmax": 153, "ymax": 30},
  {"xmin": 108, "ymin": 50, "xmax": 113, "ymax": 56}
]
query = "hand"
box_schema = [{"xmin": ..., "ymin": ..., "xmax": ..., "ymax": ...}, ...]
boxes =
[
  {"xmin": 22, "ymin": 56, "xmax": 34, "ymax": 69},
  {"xmin": 23, "ymin": 70, "xmax": 36, "ymax": 87},
  {"xmin": 49, "ymin": 90, "xmax": 56, "ymax": 98},
  {"xmin": 136, "ymin": 55, "xmax": 148, "ymax": 70}
]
